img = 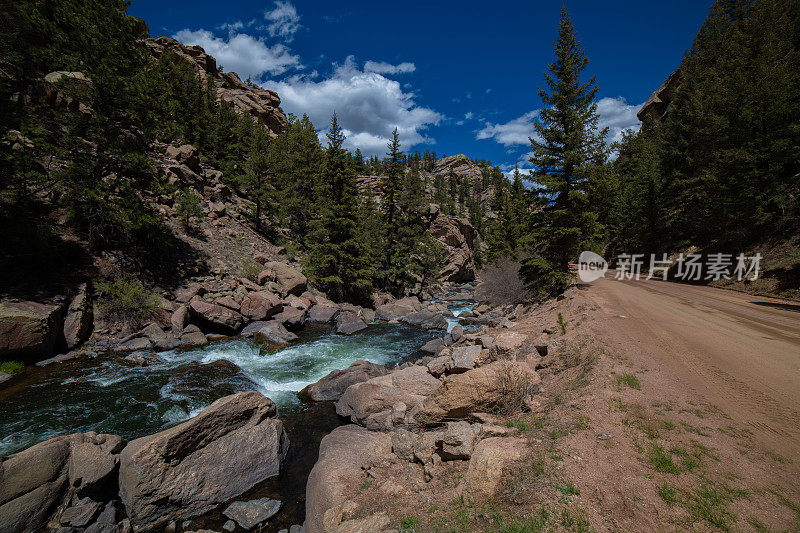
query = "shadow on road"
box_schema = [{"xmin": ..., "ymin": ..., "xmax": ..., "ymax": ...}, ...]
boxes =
[{"xmin": 751, "ymin": 301, "xmax": 800, "ymax": 313}]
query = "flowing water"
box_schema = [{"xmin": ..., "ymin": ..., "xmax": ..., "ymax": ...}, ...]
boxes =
[{"xmin": 0, "ymin": 300, "xmax": 476, "ymax": 530}]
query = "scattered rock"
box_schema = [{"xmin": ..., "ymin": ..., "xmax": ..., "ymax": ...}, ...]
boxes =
[{"xmin": 439, "ymin": 421, "xmax": 481, "ymax": 460}]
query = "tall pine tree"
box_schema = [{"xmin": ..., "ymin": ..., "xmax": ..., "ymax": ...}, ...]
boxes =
[{"xmin": 521, "ymin": 6, "xmax": 607, "ymax": 295}]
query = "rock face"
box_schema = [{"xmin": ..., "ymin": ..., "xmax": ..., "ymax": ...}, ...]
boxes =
[
  {"xmin": 145, "ymin": 36, "xmax": 287, "ymax": 137},
  {"xmin": 118, "ymin": 391, "xmax": 289, "ymax": 531},
  {"xmin": 427, "ymin": 207, "xmax": 476, "ymax": 283},
  {"xmin": 299, "ymin": 360, "xmax": 389, "ymax": 402},
  {"xmin": 0, "ymin": 300, "xmax": 64, "ymax": 358},
  {"xmin": 638, "ymin": 68, "xmax": 682, "ymax": 130},
  {"xmin": 305, "ymin": 425, "xmax": 392, "ymax": 533}
]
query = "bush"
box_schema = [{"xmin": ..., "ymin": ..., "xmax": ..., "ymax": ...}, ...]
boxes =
[
  {"xmin": 96, "ymin": 277, "xmax": 159, "ymax": 326},
  {"xmin": 0, "ymin": 361, "xmax": 24, "ymax": 374},
  {"xmin": 175, "ymin": 189, "xmax": 204, "ymax": 229},
  {"xmin": 496, "ymin": 360, "xmax": 537, "ymax": 415},
  {"xmin": 476, "ymin": 256, "xmax": 527, "ymax": 306}
]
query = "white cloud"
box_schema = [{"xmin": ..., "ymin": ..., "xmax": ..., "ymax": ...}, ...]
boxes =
[
  {"xmin": 264, "ymin": 56, "xmax": 442, "ymax": 157},
  {"xmin": 464, "ymin": 111, "xmax": 474, "ymax": 120},
  {"xmin": 477, "ymin": 97, "xmax": 641, "ymax": 148},
  {"xmin": 174, "ymin": 29, "xmax": 302, "ymax": 80},
  {"xmin": 595, "ymin": 97, "xmax": 641, "ymax": 144},
  {"xmin": 363, "ymin": 60, "xmax": 416, "ymax": 75},
  {"xmin": 264, "ymin": 1, "xmax": 301, "ymax": 41},
  {"xmin": 476, "ymin": 110, "xmax": 541, "ymax": 146}
]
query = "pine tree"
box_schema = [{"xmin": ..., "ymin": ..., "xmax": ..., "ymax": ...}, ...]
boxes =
[
  {"xmin": 242, "ymin": 123, "xmax": 274, "ymax": 232},
  {"xmin": 520, "ymin": 6, "xmax": 607, "ymax": 295},
  {"xmin": 306, "ymin": 113, "xmax": 373, "ymax": 303}
]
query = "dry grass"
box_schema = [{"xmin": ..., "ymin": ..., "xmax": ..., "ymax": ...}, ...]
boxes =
[{"xmin": 496, "ymin": 360, "xmax": 537, "ymax": 415}]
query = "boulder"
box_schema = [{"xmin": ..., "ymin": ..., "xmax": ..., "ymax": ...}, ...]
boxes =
[
  {"xmin": 494, "ymin": 331, "xmax": 537, "ymax": 362},
  {"xmin": 170, "ymin": 306, "xmax": 189, "ymax": 336},
  {"xmin": 165, "ymin": 144, "xmax": 200, "ymax": 172},
  {"xmin": 224, "ymin": 498, "xmax": 281, "ymax": 530},
  {"xmin": 462, "ymin": 437, "xmax": 526, "ymax": 502},
  {"xmin": 299, "ymin": 360, "xmax": 388, "ymax": 402},
  {"xmin": 215, "ymin": 296, "xmax": 240, "ymax": 312},
  {"xmin": 273, "ymin": 306, "xmax": 305, "ymax": 330},
  {"xmin": 118, "ymin": 392, "xmax": 289, "ymax": 531},
  {"xmin": 439, "ymin": 421, "xmax": 482, "ymax": 460},
  {"xmin": 240, "ymin": 292, "xmax": 282, "ymax": 321},
  {"xmin": 285, "ymin": 295, "xmax": 311, "ymax": 311},
  {"xmin": 180, "ymin": 328, "xmax": 208, "ymax": 348},
  {"xmin": 336, "ymin": 365, "xmax": 441, "ymax": 430},
  {"xmin": 335, "ymin": 312, "xmax": 367, "ymax": 335},
  {"xmin": 253, "ymin": 320, "xmax": 298, "ymax": 346},
  {"xmin": 420, "ymin": 336, "xmax": 450, "ymax": 355},
  {"xmin": 374, "ymin": 296, "xmax": 421, "ymax": 322},
  {"xmin": 189, "ymin": 300, "xmax": 245, "ymax": 334},
  {"xmin": 414, "ymin": 361, "xmax": 540, "ymax": 426},
  {"xmin": 260, "ymin": 262, "xmax": 307, "ymax": 297},
  {"xmin": 450, "ymin": 345, "xmax": 481, "ymax": 373},
  {"xmin": 0, "ymin": 432, "xmax": 123, "ymax": 533},
  {"xmin": 400, "ymin": 310, "xmax": 448, "ymax": 330},
  {"xmin": 306, "ymin": 304, "xmax": 339, "ymax": 324},
  {"xmin": 305, "ymin": 425, "xmax": 392, "ymax": 533},
  {"xmin": 63, "ymin": 284, "xmax": 92, "ymax": 349},
  {"xmin": 426, "ymin": 354, "xmax": 451, "ymax": 378},
  {"xmin": 0, "ymin": 300, "xmax": 64, "ymax": 358}
]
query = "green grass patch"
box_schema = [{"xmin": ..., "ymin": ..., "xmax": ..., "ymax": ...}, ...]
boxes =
[
  {"xmin": 648, "ymin": 443, "xmax": 682, "ymax": 474},
  {"xmin": 659, "ymin": 480, "xmax": 677, "ymax": 503},
  {"xmin": 616, "ymin": 373, "xmax": 641, "ymax": 390},
  {"xmin": 0, "ymin": 361, "xmax": 24, "ymax": 374}
]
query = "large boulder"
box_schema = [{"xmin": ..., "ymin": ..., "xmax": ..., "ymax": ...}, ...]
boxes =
[
  {"xmin": 462, "ymin": 437, "xmax": 526, "ymax": 502},
  {"xmin": 306, "ymin": 304, "xmax": 339, "ymax": 324},
  {"xmin": 165, "ymin": 144, "xmax": 200, "ymax": 172},
  {"xmin": 118, "ymin": 392, "xmax": 289, "ymax": 531},
  {"xmin": 0, "ymin": 432, "xmax": 123, "ymax": 533},
  {"xmin": 299, "ymin": 360, "xmax": 388, "ymax": 403},
  {"xmin": 260, "ymin": 262, "xmax": 307, "ymax": 297},
  {"xmin": 253, "ymin": 320, "xmax": 299, "ymax": 346},
  {"xmin": 272, "ymin": 306, "xmax": 305, "ymax": 331},
  {"xmin": 305, "ymin": 425, "xmax": 392, "ymax": 533},
  {"xmin": 188, "ymin": 300, "xmax": 245, "ymax": 334},
  {"xmin": 336, "ymin": 365, "xmax": 441, "ymax": 430},
  {"xmin": 374, "ymin": 296, "xmax": 422, "ymax": 322},
  {"xmin": 0, "ymin": 300, "xmax": 64, "ymax": 358},
  {"xmin": 493, "ymin": 331, "xmax": 537, "ymax": 362},
  {"xmin": 399, "ymin": 310, "xmax": 448, "ymax": 330},
  {"xmin": 414, "ymin": 361, "xmax": 540, "ymax": 426},
  {"xmin": 63, "ymin": 284, "xmax": 92, "ymax": 349},
  {"xmin": 240, "ymin": 292, "xmax": 282, "ymax": 321},
  {"xmin": 335, "ymin": 312, "xmax": 367, "ymax": 335}
]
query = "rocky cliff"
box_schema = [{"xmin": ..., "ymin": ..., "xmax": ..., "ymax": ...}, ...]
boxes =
[
  {"xmin": 637, "ymin": 68, "xmax": 682, "ymax": 130},
  {"xmin": 145, "ymin": 36, "xmax": 288, "ymax": 137}
]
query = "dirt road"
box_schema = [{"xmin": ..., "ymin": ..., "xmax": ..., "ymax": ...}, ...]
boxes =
[{"xmin": 585, "ymin": 274, "xmax": 800, "ymax": 461}]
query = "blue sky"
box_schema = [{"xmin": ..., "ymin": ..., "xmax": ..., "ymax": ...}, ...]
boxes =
[{"xmin": 129, "ymin": 0, "xmax": 711, "ymax": 171}]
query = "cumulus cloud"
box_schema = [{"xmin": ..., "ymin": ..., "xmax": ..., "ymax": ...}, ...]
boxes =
[
  {"xmin": 264, "ymin": 1, "xmax": 301, "ymax": 41},
  {"xmin": 595, "ymin": 97, "xmax": 641, "ymax": 144},
  {"xmin": 174, "ymin": 29, "xmax": 301, "ymax": 79},
  {"xmin": 476, "ymin": 110, "xmax": 541, "ymax": 146},
  {"xmin": 363, "ymin": 60, "xmax": 416, "ymax": 75},
  {"xmin": 264, "ymin": 56, "xmax": 442, "ymax": 156},
  {"xmin": 477, "ymin": 97, "xmax": 641, "ymax": 148}
]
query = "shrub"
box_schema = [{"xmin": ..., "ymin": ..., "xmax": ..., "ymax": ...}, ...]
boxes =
[
  {"xmin": 175, "ymin": 188, "xmax": 204, "ymax": 229},
  {"xmin": 476, "ymin": 256, "xmax": 527, "ymax": 306},
  {"xmin": 238, "ymin": 257, "xmax": 262, "ymax": 282},
  {"xmin": 0, "ymin": 361, "xmax": 24, "ymax": 374},
  {"xmin": 496, "ymin": 360, "xmax": 537, "ymax": 414},
  {"xmin": 96, "ymin": 277, "xmax": 159, "ymax": 326}
]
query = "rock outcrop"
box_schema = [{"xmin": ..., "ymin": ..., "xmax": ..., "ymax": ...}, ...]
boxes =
[
  {"xmin": 426, "ymin": 205, "xmax": 476, "ymax": 283},
  {"xmin": 145, "ymin": 36, "xmax": 287, "ymax": 137},
  {"xmin": 299, "ymin": 360, "xmax": 389, "ymax": 402},
  {"xmin": 637, "ymin": 68, "xmax": 682, "ymax": 130},
  {"xmin": 118, "ymin": 391, "xmax": 289, "ymax": 531}
]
